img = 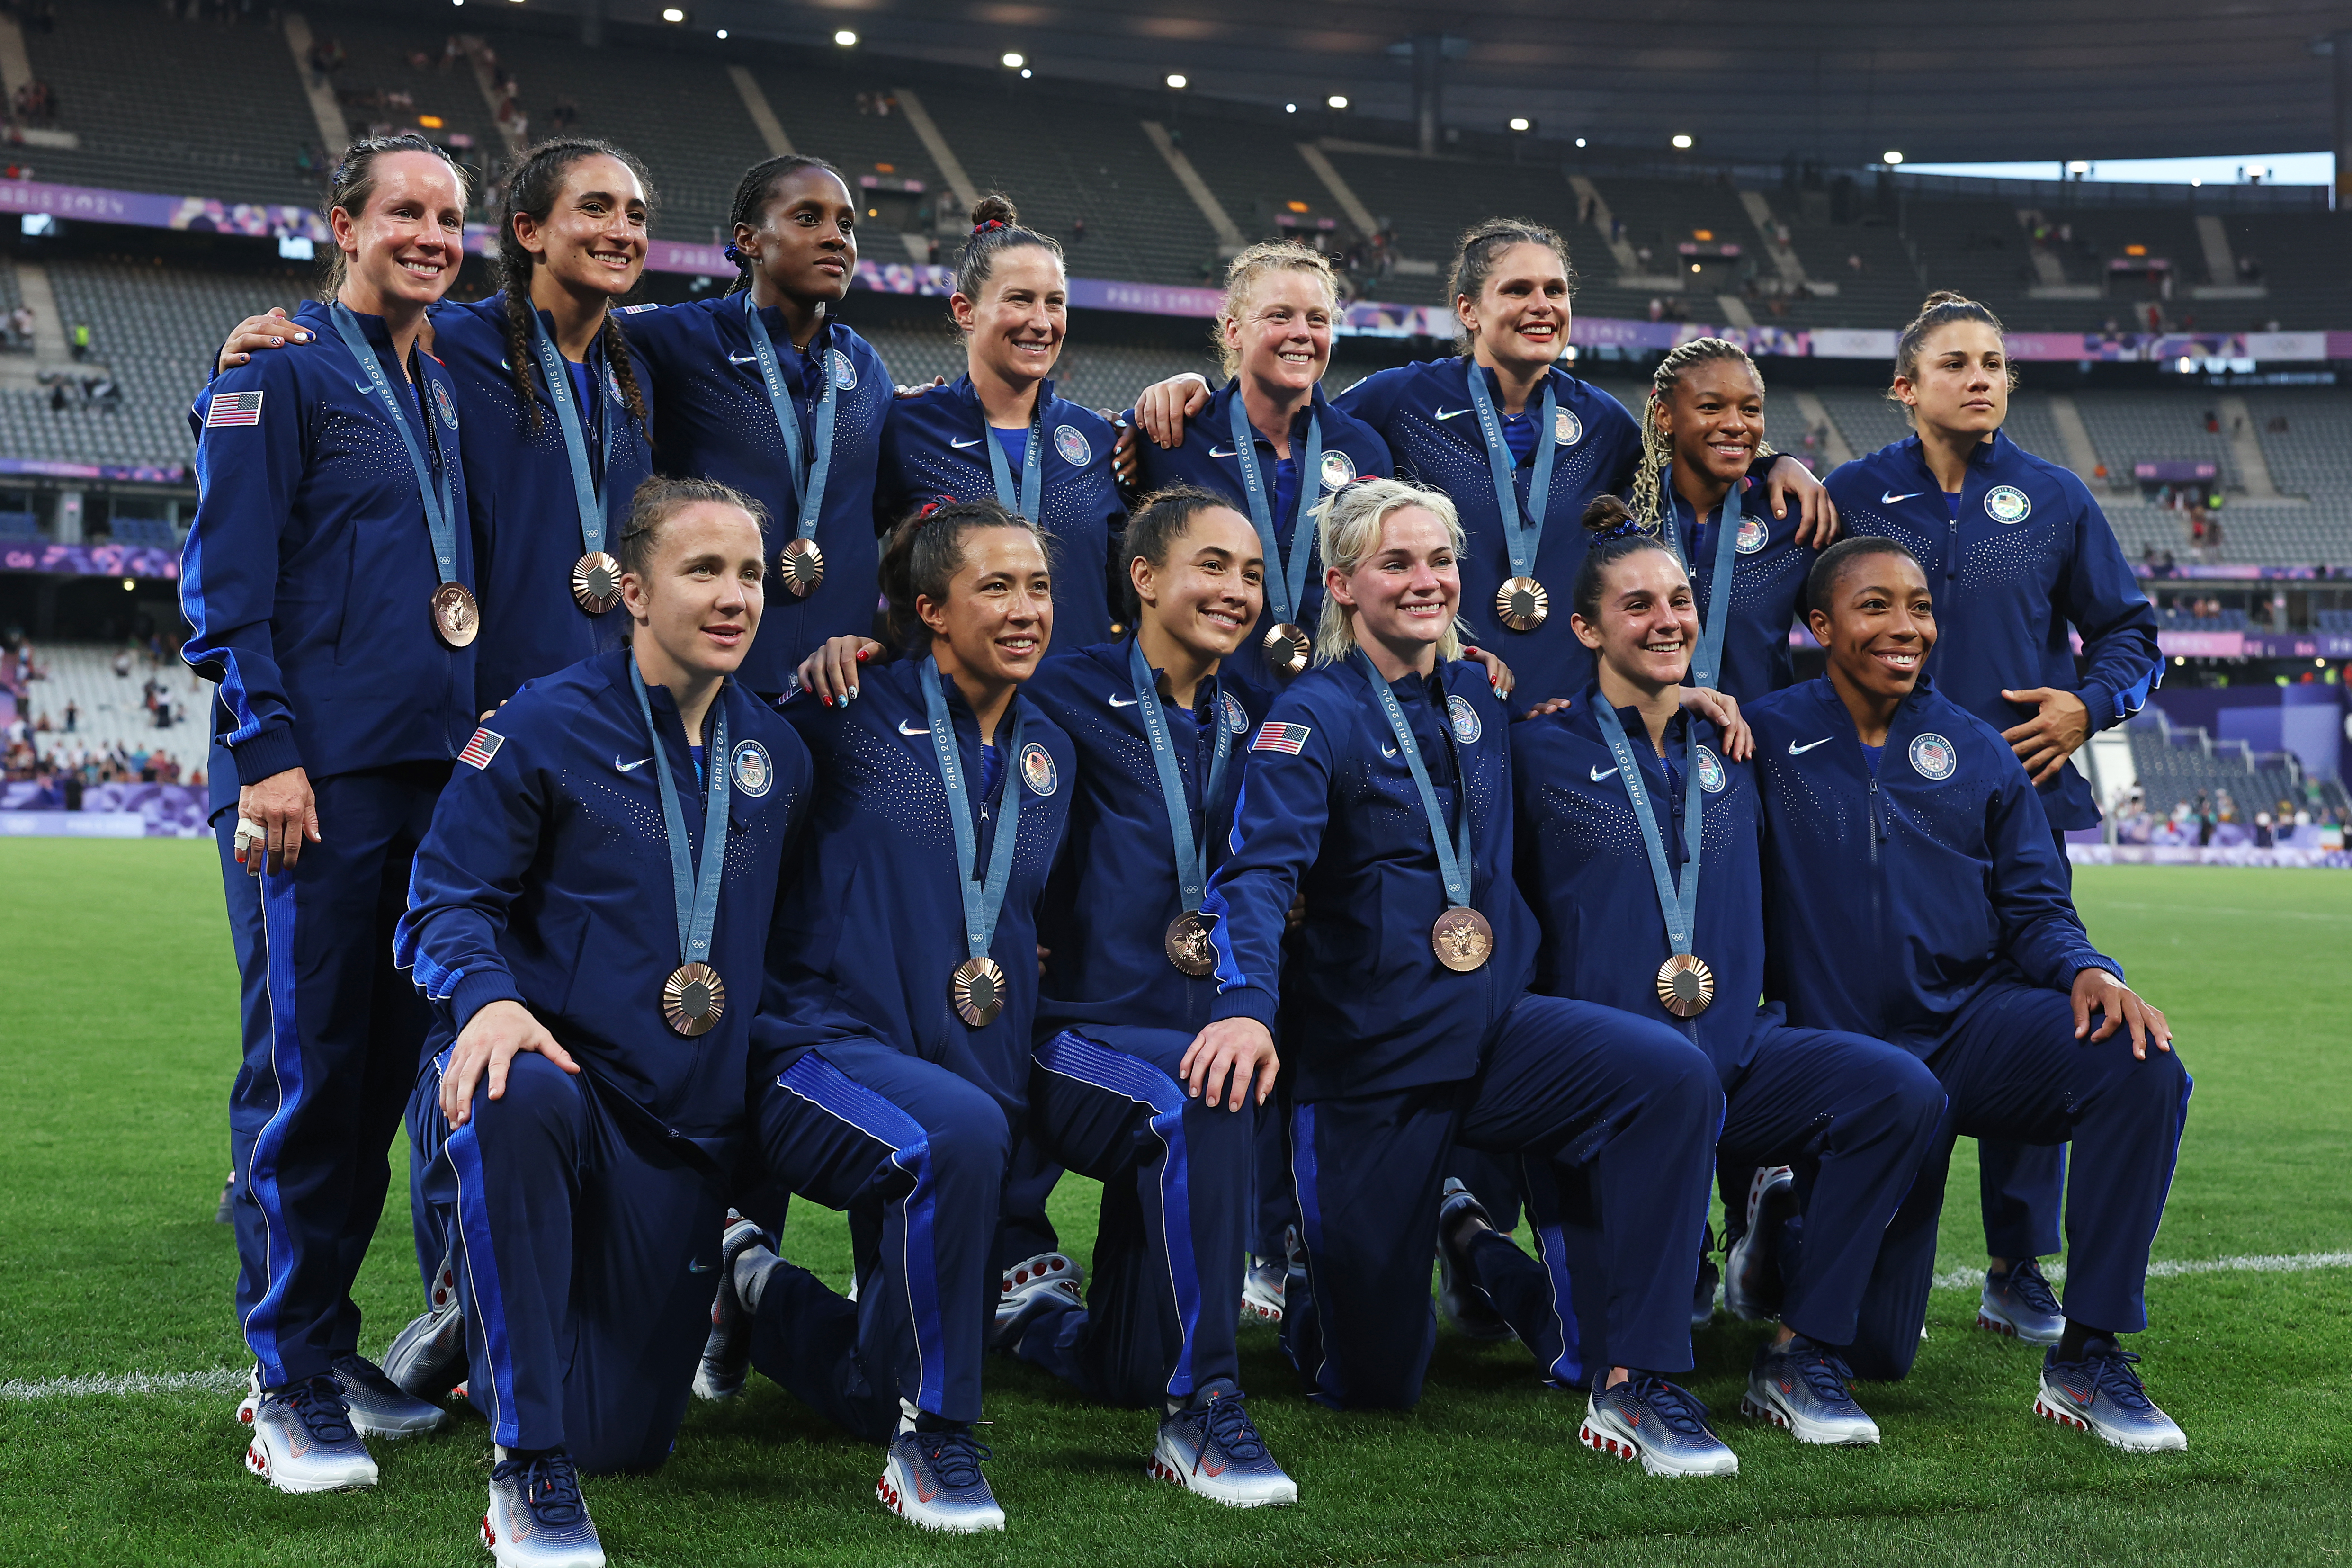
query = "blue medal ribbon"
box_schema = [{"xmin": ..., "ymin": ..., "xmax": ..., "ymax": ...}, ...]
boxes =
[
  {"xmin": 1664, "ymin": 486, "xmax": 1747, "ymax": 692},
  {"xmin": 981, "ymin": 404, "xmax": 1044, "ymax": 522},
  {"xmin": 1354, "ymin": 650, "xmax": 1475, "ymax": 911},
  {"xmin": 1462, "ymin": 360, "xmax": 1559, "ymax": 585},
  {"xmin": 526, "ymin": 310, "xmax": 606, "ymax": 556},
  {"xmin": 1591, "ymin": 700, "xmax": 1706, "ymax": 957},
  {"xmin": 740, "ymin": 293, "xmax": 838, "ymax": 544},
  {"xmin": 1225, "ymin": 393, "xmax": 1323, "ymax": 628},
  {"xmin": 628, "ymin": 660, "xmax": 732, "ymax": 970},
  {"xmin": 329, "ymin": 303, "xmax": 457, "ymax": 586},
  {"xmin": 919, "ymin": 656, "xmax": 1026, "ymax": 963},
  {"xmin": 1127, "ymin": 637, "xmax": 1232, "ymax": 916}
]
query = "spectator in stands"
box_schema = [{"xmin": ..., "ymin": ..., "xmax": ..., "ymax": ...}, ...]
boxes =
[
  {"xmin": 62, "ymin": 698, "xmax": 75, "ymax": 732},
  {"xmin": 2254, "ymin": 812, "xmax": 2274, "ymax": 849},
  {"xmin": 68, "ymin": 322, "xmax": 89, "ymax": 360}
]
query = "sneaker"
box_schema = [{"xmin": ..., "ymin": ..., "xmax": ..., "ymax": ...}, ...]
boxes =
[
  {"xmin": 1579, "ymin": 1372, "xmax": 1739, "ymax": 1478},
  {"xmin": 331, "ymin": 1353, "xmax": 447, "ymax": 1438},
  {"xmin": 1979, "ymin": 1259, "xmax": 2065, "ymax": 1345},
  {"xmin": 484, "ymin": 1449, "xmax": 606, "ymax": 1568},
  {"xmin": 1724, "ymin": 1165, "xmax": 1796, "ymax": 1321},
  {"xmin": 1692, "ymin": 1225, "xmax": 1721, "ymax": 1331},
  {"xmin": 1150, "ymin": 1380, "xmax": 1297, "ymax": 1507},
  {"xmin": 692, "ymin": 1211, "xmax": 768, "ymax": 1402},
  {"xmin": 243, "ymin": 1374, "xmax": 379, "ymax": 1493},
  {"xmin": 1436, "ymin": 1177, "xmax": 1514, "ymax": 1343},
  {"xmin": 383, "ymin": 1252, "xmax": 468, "ymax": 1398},
  {"xmin": 993, "ymin": 1252, "xmax": 1083, "ymax": 1351},
  {"xmin": 2035, "ymin": 1339, "xmax": 2187, "ymax": 1452},
  {"xmin": 878, "ymin": 1420, "xmax": 1005, "ymax": 1532},
  {"xmin": 1741, "ymin": 1336, "xmax": 1881, "ymax": 1446},
  {"xmin": 1240, "ymin": 1258, "xmax": 1286, "ymax": 1324}
]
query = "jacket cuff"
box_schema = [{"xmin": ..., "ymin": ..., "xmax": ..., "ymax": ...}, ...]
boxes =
[
  {"xmin": 1210, "ymin": 984, "xmax": 1279, "ymax": 1031},
  {"xmin": 2073, "ymin": 681, "xmax": 2116, "ymax": 733},
  {"xmin": 450, "ymin": 969, "xmax": 528, "ymax": 1034},
  {"xmin": 230, "ymin": 725, "xmax": 304, "ymax": 786},
  {"xmin": 2068, "ymin": 953, "xmax": 2126, "ymax": 988}
]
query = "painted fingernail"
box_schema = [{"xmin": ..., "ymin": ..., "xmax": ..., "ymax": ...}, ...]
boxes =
[{"xmin": 848, "ymin": 687, "xmax": 859, "ymax": 699}]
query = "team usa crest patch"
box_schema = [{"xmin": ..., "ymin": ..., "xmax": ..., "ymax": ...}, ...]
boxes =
[
  {"xmin": 1020, "ymin": 741, "xmax": 1058, "ymax": 797},
  {"xmin": 433, "ymin": 381, "xmax": 460, "ymax": 430},
  {"xmin": 205, "ymin": 390, "xmax": 264, "ymax": 428},
  {"xmin": 458, "ymin": 727, "xmax": 504, "ymax": 770},
  {"xmin": 1319, "ymin": 450, "xmax": 1358, "ymax": 491},
  {"xmin": 1735, "ymin": 513, "xmax": 1769, "ymax": 554},
  {"xmin": 1555, "ymin": 407, "xmax": 1582, "ymax": 446},
  {"xmin": 1985, "ymin": 485, "xmax": 2032, "ymax": 524},
  {"xmin": 1908, "ymin": 732, "xmax": 1958, "ymax": 780},
  {"xmin": 1222, "ymin": 690, "xmax": 1250, "ymax": 736},
  {"xmin": 1447, "ymin": 694, "xmax": 1482, "ymax": 745},
  {"xmin": 1697, "ymin": 745, "xmax": 1726, "ymax": 793},
  {"xmin": 731, "ymin": 739, "xmax": 774, "ymax": 797},
  {"xmin": 1252, "ymin": 721, "xmax": 1312, "ymax": 755},
  {"xmin": 1054, "ymin": 424, "xmax": 1091, "ymax": 466},
  {"xmin": 830, "ymin": 349, "xmax": 858, "ymax": 390}
]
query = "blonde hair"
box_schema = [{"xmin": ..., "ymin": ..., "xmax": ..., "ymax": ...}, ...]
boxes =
[
  {"xmin": 1625, "ymin": 336, "xmax": 1771, "ymax": 534},
  {"xmin": 1313, "ymin": 477, "xmax": 1469, "ymax": 666},
  {"xmin": 1214, "ymin": 241, "xmax": 1339, "ymax": 378}
]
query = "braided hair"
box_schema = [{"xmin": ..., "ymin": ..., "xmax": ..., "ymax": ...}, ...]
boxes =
[
  {"xmin": 491, "ymin": 138, "xmax": 655, "ymax": 436},
  {"xmin": 1449, "ymin": 217, "xmax": 1574, "ymax": 355},
  {"xmin": 321, "ymin": 133, "xmax": 472, "ymax": 296},
  {"xmin": 724, "ymin": 153, "xmax": 846, "ymax": 297},
  {"xmin": 1623, "ymin": 336, "xmax": 1771, "ymax": 538}
]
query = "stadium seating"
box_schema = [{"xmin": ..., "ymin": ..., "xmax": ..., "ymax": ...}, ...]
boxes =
[
  {"xmin": 2124, "ymin": 707, "xmax": 2347, "ymax": 820},
  {"xmin": 11, "ymin": 642, "xmax": 210, "ymax": 760}
]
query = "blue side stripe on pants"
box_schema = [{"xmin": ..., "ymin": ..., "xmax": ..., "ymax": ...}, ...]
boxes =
[
  {"xmin": 776, "ymin": 1053, "xmax": 949, "ymax": 1414},
  {"xmin": 240, "ymin": 869, "xmax": 304, "ymax": 1385},
  {"xmin": 438, "ymin": 1055, "xmax": 522, "ymax": 1448},
  {"xmin": 1516, "ymin": 1157, "xmax": 1584, "ymax": 1388},
  {"xmin": 1035, "ymin": 1030, "xmax": 1204, "ymax": 1399}
]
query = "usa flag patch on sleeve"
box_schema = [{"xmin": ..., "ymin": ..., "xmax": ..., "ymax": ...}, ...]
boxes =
[
  {"xmin": 1251, "ymin": 721, "xmax": 1313, "ymax": 755},
  {"xmin": 458, "ymin": 727, "xmax": 505, "ymax": 770},
  {"xmin": 205, "ymin": 391, "xmax": 265, "ymax": 428}
]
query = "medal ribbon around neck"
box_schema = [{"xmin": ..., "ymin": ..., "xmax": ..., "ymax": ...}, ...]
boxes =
[
  {"xmin": 628, "ymin": 660, "xmax": 732, "ymax": 984},
  {"xmin": 982, "ymin": 401, "xmax": 1044, "ymax": 522},
  {"xmin": 1664, "ymin": 486, "xmax": 1746, "ymax": 692},
  {"xmin": 1463, "ymin": 360, "xmax": 1559, "ymax": 587},
  {"xmin": 1354, "ymin": 649, "xmax": 1475, "ymax": 913},
  {"xmin": 329, "ymin": 303, "xmax": 458, "ymax": 589},
  {"xmin": 920, "ymin": 656, "xmax": 1026, "ymax": 969},
  {"xmin": 1225, "ymin": 392, "xmax": 1323, "ymax": 630},
  {"xmin": 526, "ymin": 308, "xmax": 608, "ymax": 557},
  {"xmin": 740, "ymin": 292, "xmax": 839, "ymax": 545},
  {"xmin": 1591, "ymin": 700, "xmax": 1707, "ymax": 963},
  {"xmin": 1127, "ymin": 637, "xmax": 1233, "ymax": 920}
]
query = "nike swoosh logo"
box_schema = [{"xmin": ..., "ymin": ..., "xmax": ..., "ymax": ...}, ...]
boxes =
[
  {"xmin": 897, "ymin": 720, "xmax": 931, "ymax": 736},
  {"xmin": 1208, "ymin": 445, "xmax": 1238, "ymax": 457},
  {"xmin": 687, "ymin": 1259, "xmax": 715, "ymax": 1274},
  {"xmin": 1380, "ymin": 743, "xmax": 1399, "ymax": 758},
  {"xmin": 1590, "ymin": 765, "xmax": 1618, "ymax": 782},
  {"xmin": 1434, "ymin": 407, "xmax": 1471, "ymax": 420},
  {"xmin": 1788, "ymin": 737, "xmax": 1833, "ymax": 755},
  {"xmin": 1109, "ymin": 695, "xmax": 1139, "ymax": 708},
  {"xmin": 1881, "ymin": 491, "xmax": 1921, "ymax": 505},
  {"xmin": 616, "ymin": 755, "xmax": 651, "ymax": 772},
  {"xmin": 727, "ymin": 352, "xmax": 759, "ymax": 365},
  {"xmin": 950, "ymin": 436, "xmax": 984, "ymax": 449}
]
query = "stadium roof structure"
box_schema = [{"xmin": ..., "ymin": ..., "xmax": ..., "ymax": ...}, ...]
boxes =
[{"xmin": 576, "ymin": 0, "xmax": 2348, "ymax": 170}]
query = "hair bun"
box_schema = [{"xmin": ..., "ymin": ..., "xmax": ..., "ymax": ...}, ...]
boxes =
[
  {"xmin": 968, "ymin": 193, "xmax": 1019, "ymax": 231},
  {"xmin": 1919, "ymin": 290, "xmax": 1974, "ymax": 312},
  {"xmin": 1580, "ymin": 494, "xmax": 1633, "ymax": 536}
]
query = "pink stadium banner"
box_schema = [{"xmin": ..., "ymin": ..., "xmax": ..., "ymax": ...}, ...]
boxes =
[{"xmin": 0, "ymin": 541, "xmax": 179, "ymax": 579}]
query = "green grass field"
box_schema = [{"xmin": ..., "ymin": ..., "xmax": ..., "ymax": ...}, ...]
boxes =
[{"xmin": 2, "ymin": 842, "xmax": 2347, "ymax": 1566}]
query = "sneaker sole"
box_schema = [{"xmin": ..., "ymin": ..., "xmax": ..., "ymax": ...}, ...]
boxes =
[
  {"xmin": 1239, "ymin": 1286, "xmax": 1284, "ymax": 1324},
  {"xmin": 1978, "ymin": 1308, "xmax": 2063, "ymax": 1345},
  {"xmin": 1146, "ymin": 1446, "xmax": 1298, "ymax": 1508},
  {"xmin": 2033, "ymin": 1387, "xmax": 2187, "ymax": 1452},
  {"xmin": 876, "ymin": 1455, "xmax": 1005, "ymax": 1533},
  {"xmin": 1740, "ymin": 1389, "xmax": 1880, "ymax": 1446},
  {"xmin": 482, "ymin": 1509, "xmax": 607, "ymax": 1568},
  {"xmin": 244, "ymin": 1440, "xmax": 377, "ymax": 1494},
  {"xmin": 691, "ymin": 1364, "xmax": 748, "ymax": 1402},
  {"xmin": 348, "ymin": 1406, "xmax": 448, "ymax": 1439},
  {"xmin": 1577, "ymin": 1417, "xmax": 1738, "ymax": 1478}
]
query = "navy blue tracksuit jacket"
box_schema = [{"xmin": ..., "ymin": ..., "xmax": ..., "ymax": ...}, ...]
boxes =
[
  {"xmin": 393, "ymin": 650, "xmax": 808, "ymax": 1465},
  {"xmin": 1827, "ymin": 431, "xmax": 2162, "ymax": 832},
  {"xmin": 1665, "ymin": 478, "xmax": 1816, "ymax": 705}
]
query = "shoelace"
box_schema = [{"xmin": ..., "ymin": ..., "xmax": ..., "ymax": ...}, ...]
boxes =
[
  {"xmin": 491, "ymin": 1452, "xmax": 585, "ymax": 1527},
  {"xmin": 2080, "ymin": 1345, "xmax": 2159, "ymax": 1412},
  {"xmin": 1619, "ymin": 1375, "xmax": 1714, "ymax": 1439},
  {"xmin": 918, "ymin": 1428, "xmax": 994, "ymax": 1490},
  {"xmin": 1791, "ymin": 1346, "xmax": 1860, "ymax": 1407},
  {"xmin": 1200, "ymin": 1393, "xmax": 1269, "ymax": 1464},
  {"xmin": 2003, "ymin": 1261, "xmax": 2063, "ymax": 1317},
  {"xmin": 277, "ymin": 1374, "xmax": 358, "ymax": 1444}
]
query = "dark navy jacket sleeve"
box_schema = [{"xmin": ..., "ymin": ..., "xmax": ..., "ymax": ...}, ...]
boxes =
[
  {"xmin": 2056, "ymin": 470, "xmax": 2162, "ymax": 733},
  {"xmin": 1983, "ymin": 741, "xmax": 2125, "ymax": 989},
  {"xmin": 1202, "ymin": 696, "xmax": 1334, "ymax": 1032},
  {"xmin": 393, "ymin": 714, "xmax": 538, "ymax": 1030}
]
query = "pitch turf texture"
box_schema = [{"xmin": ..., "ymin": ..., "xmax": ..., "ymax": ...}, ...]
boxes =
[{"xmin": 2, "ymin": 843, "xmax": 2346, "ymax": 1566}]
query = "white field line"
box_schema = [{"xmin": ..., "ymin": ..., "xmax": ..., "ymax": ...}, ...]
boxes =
[{"xmin": 1931, "ymin": 1249, "xmax": 2352, "ymax": 1293}]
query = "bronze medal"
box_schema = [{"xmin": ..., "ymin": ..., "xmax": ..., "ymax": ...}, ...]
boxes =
[
  {"xmin": 1262, "ymin": 621, "xmax": 1311, "ymax": 678},
  {"xmin": 778, "ymin": 537, "xmax": 825, "ymax": 599},
  {"xmin": 571, "ymin": 550, "xmax": 622, "ymax": 615},
  {"xmin": 1164, "ymin": 911, "xmax": 1217, "ymax": 977},
  {"xmin": 1431, "ymin": 907, "xmax": 1494, "ymax": 973},
  {"xmin": 1655, "ymin": 953, "xmax": 1715, "ymax": 1019},
  {"xmin": 661, "ymin": 961, "xmax": 726, "ymax": 1037},
  {"xmin": 1494, "ymin": 576, "xmax": 1549, "ymax": 633},
  {"xmin": 950, "ymin": 955, "xmax": 1009, "ymax": 1028},
  {"xmin": 431, "ymin": 582, "xmax": 480, "ymax": 648}
]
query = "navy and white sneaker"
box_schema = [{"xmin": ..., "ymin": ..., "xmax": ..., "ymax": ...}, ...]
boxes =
[
  {"xmin": 1742, "ymin": 1336, "xmax": 1881, "ymax": 1446},
  {"xmin": 2036, "ymin": 1339, "xmax": 2187, "ymax": 1452},
  {"xmin": 1692, "ymin": 1225, "xmax": 1721, "ymax": 1330},
  {"xmin": 484, "ymin": 1449, "xmax": 606, "ymax": 1567},
  {"xmin": 692, "ymin": 1211, "xmax": 769, "ymax": 1401},
  {"xmin": 1436, "ymin": 1177, "xmax": 1514, "ymax": 1342},
  {"xmin": 243, "ymin": 1374, "xmax": 379, "ymax": 1493},
  {"xmin": 1980, "ymin": 1259, "xmax": 2065, "ymax": 1344},
  {"xmin": 1149, "ymin": 1380, "xmax": 1297, "ymax": 1507},
  {"xmin": 1240, "ymin": 1257, "xmax": 1285, "ymax": 1324},
  {"xmin": 383, "ymin": 1251, "xmax": 467, "ymax": 1398},
  {"xmin": 993, "ymin": 1251, "xmax": 1083, "ymax": 1350},
  {"xmin": 878, "ymin": 1409, "xmax": 1005, "ymax": 1532},
  {"xmin": 1580, "ymin": 1372, "xmax": 1739, "ymax": 1477},
  {"xmin": 1724, "ymin": 1165, "xmax": 1796, "ymax": 1321},
  {"xmin": 333, "ymin": 1353, "xmax": 448, "ymax": 1437}
]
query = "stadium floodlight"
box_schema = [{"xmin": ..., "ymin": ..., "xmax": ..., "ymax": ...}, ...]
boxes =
[
  {"xmin": 1002, "ymin": 51, "xmax": 1025, "ymax": 68},
  {"xmin": 834, "ymin": 29, "xmax": 857, "ymax": 46},
  {"xmin": 1509, "ymin": 117, "xmax": 1530, "ymax": 132},
  {"xmin": 1021, "ymin": 68, "xmax": 1032, "ymax": 78},
  {"xmin": 715, "ymin": 27, "xmax": 727, "ymax": 38},
  {"xmin": 1883, "ymin": 150, "xmax": 1903, "ymax": 165},
  {"xmin": 1672, "ymin": 133, "xmax": 1694, "ymax": 150},
  {"xmin": 660, "ymin": 6, "xmax": 683, "ymax": 19},
  {"xmin": 1327, "ymin": 94, "xmax": 1348, "ymax": 109},
  {"xmin": 1285, "ymin": 102, "xmax": 1297, "ymax": 113},
  {"xmin": 1575, "ymin": 137, "xmax": 1587, "ymax": 147},
  {"xmin": 1166, "ymin": 73, "xmax": 1187, "ymax": 89}
]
